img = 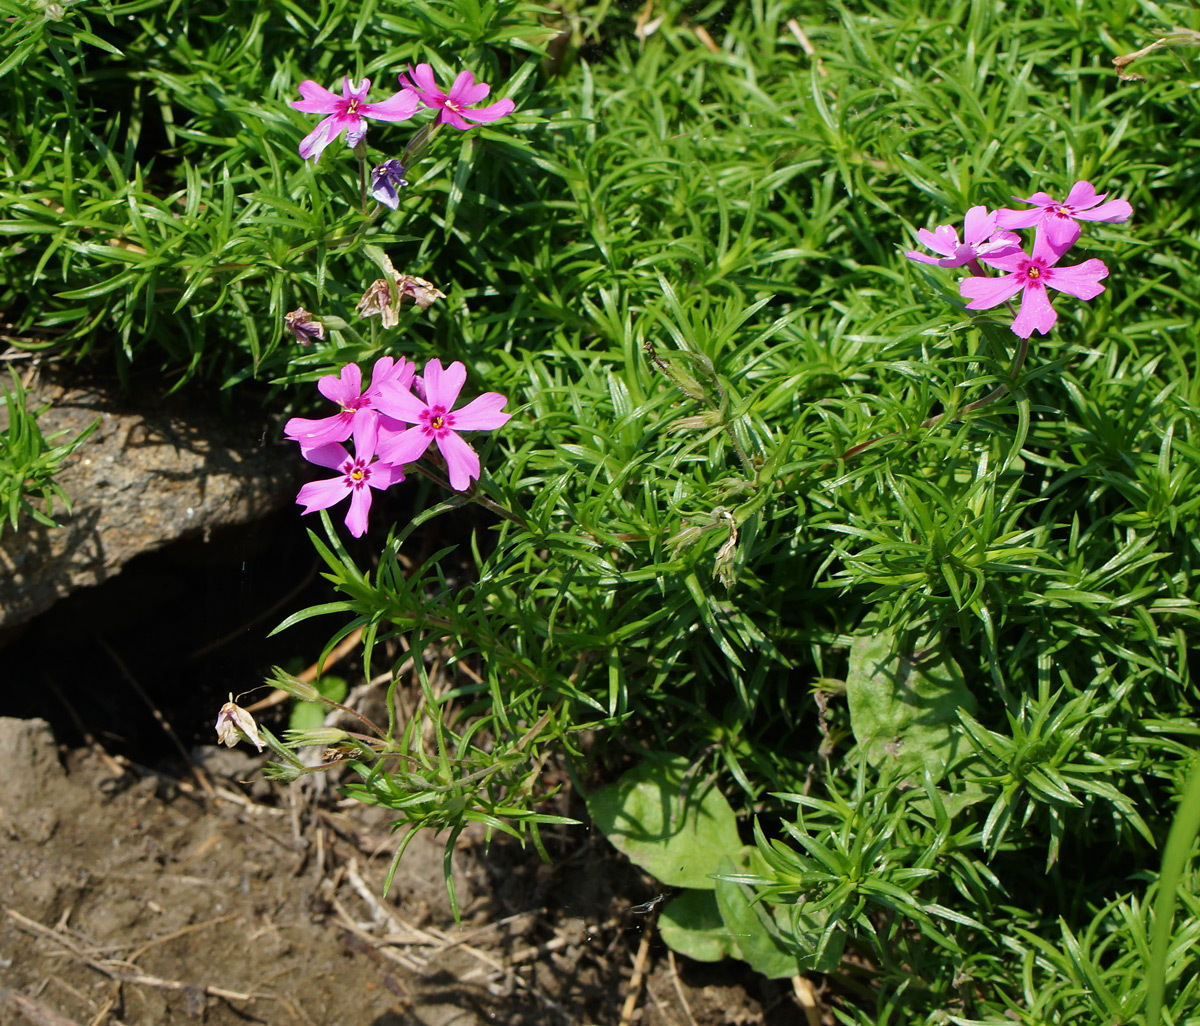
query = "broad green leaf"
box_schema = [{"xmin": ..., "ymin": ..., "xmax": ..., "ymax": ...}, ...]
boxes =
[
  {"xmin": 846, "ymin": 622, "xmax": 977, "ymax": 783},
  {"xmin": 586, "ymin": 755, "xmax": 742, "ymax": 889},
  {"xmin": 659, "ymin": 889, "xmax": 738, "ymax": 962}
]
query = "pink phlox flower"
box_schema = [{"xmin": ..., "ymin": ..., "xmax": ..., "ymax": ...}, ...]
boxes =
[
  {"xmin": 397, "ymin": 64, "xmax": 515, "ymax": 131},
  {"xmin": 296, "ymin": 418, "xmax": 405, "ymax": 538},
  {"xmin": 995, "ymin": 180, "xmax": 1133, "ymax": 253},
  {"xmin": 375, "ymin": 358, "xmax": 511, "ymax": 491},
  {"xmin": 905, "ymin": 205, "xmax": 1021, "ymax": 268},
  {"xmin": 960, "ymin": 228, "xmax": 1109, "ymax": 339},
  {"xmin": 284, "ymin": 356, "xmax": 414, "ymax": 451},
  {"xmin": 290, "ymin": 77, "xmax": 420, "ymax": 162}
]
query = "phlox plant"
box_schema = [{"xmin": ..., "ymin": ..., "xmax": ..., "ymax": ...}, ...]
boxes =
[{"xmin": 8, "ymin": 1, "xmax": 1200, "ymax": 1023}]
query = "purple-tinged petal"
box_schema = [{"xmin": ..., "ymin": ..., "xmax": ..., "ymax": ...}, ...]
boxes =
[
  {"xmin": 960, "ymin": 272, "xmax": 1026, "ymax": 310},
  {"xmin": 297, "ymin": 476, "xmax": 350, "ymax": 513},
  {"xmin": 377, "ymin": 425, "xmax": 433, "ymax": 467},
  {"xmin": 344, "ymin": 77, "xmax": 370, "ymax": 99},
  {"xmin": 1011, "ymin": 286, "xmax": 1057, "ymax": 338},
  {"xmin": 454, "ymin": 98, "xmax": 516, "ymax": 123},
  {"xmin": 344, "ymin": 486, "xmax": 372, "ymax": 537},
  {"xmin": 362, "ymin": 89, "xmax": 421, "ymax": 122},
  {"xmin": 424, "ymin": 359, "xmax": 467, "ymax": 410},
  {"xmin": 436, "ymin": 430, "xmax": 481, "ymax": 491},
  {"xmin": 1074, "ymin": 197, "xmax": 1132, "ymax": 224},
  {"xmin": 292, "ymin": 80, "xmax": 344, "ymax": 114},
  {"xmin": 285, "ymin": 412, "xmax": 353, "ymax": 447},
  {"xmin": 1063, "ymin": 180, "xmax": 1102, "ymax": 209},
  {"xmin": 300, "ymin": 441, "xmax": 350, "ymax": 470},
  {"xmin": 961, "ymin": 206, "xmax": 998, "ymax": 246},
  {"xmin": 1046, "ymin": 258, "xmax": 1109, "ymax": 300},
  {"xmin": 375, "ymin": 381, "xmax": 428, "ymax": 423},
  {"xmin": 319, "ymin": 364, "xmax": 363, "ymax": 405},
  {"xmin": 451, "ymin": 392, "xmax": 511, "ymax": 431}
]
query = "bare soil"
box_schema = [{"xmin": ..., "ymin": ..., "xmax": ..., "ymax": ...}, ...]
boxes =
[{"xmin": 0, "ymin": 714, "xmax": 794, "ymax": 1026}]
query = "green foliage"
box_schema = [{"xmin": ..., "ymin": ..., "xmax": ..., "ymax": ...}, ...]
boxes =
[
  {"xmin": 0, "ymin": 368, "xmax": 97, "ymax": 534},
  {"xmin": 585, "ymin": 754, "xmax": 743, "ymax": 889},
  {"xmin": 287, "ymin": 674, "xmax": 348, "ymax": 732},
  {"xmin": 9, "ymin": 0, "xmax": 1200, "ymax": 1020}
]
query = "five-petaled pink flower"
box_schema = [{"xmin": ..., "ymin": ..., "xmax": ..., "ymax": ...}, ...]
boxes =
[
  {"xmin": 284, "ymin": 356, "xmax": 414, "ymax": 451},
  {"xmin": 296, "ymin": 420, "xmax": 405, "ymax": 538},
  {"xmin": 290, "ymin": 77, "xmax": 420, "ymax": 162},
  {"xmin": 397, "ymin": 64, "xmax": 515, "ymax": 131},
  {"xmin": 375, "ymin": 359, "xmax": 511, "ymax": 490},
  {"xmin": 960, "ymin": 229, "xmax": 1109, "ymax": 339},
  {"xmin": 905, "ymin": 206, "xmax": 1021, "ymax": 269},
  {"xmin": 996, "ymin": 181, "xmax": 1133, "ymax": 253}
]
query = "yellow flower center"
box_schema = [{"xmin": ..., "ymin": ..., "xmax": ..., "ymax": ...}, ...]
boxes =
[
  {"xmin": 1027, "ymin": 267, "xmax": 1041, "ymax": 279},
  {"xmin": 351, "ymin": 468, "xmax": 364, "ymax": 482},
  {"xmin": 431, "ymin": 415, "xmax": 445, "ymax": 430}
]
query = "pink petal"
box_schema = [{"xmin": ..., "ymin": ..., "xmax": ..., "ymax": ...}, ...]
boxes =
[
  {"xmin": 1011, "ymin": 285, "xmax": 1057, "ymax": 338},
  {"xmin": 1063, "ymin": 180, "xmax": 1102, "ymax": 210},
  {"xmin": 448, "ymin": 70, "xmax": 479, "ymax": 99},
  {"xmin": 368, "ymin": 462, "xmax": 406, "ymax": 489},
  {"xmin": 424, "ymin": 359, "xmax": 466, "ymax": 410},
  {"xmin": 994, "ymin": 206, "xmax": 1044, "ymax": 231},
  {"xmin": 960, "ymin": 272, "xmax": 1025, "ymax": 310},
  {"xmin": 451, "ymin": 392, "xmax": 511, "ymax": 431},
  {"xmin": 1045, "ymin": 258, "xmax": 1108, "ymax": 300},
  {"xmin": 292, "ymin": 80, "xmax": 344, "ymax": 114},
  {"xmin": 1041, "ymin": 217, "xmax": 1081, "ymax": 255},
  {"xmin": 344, "ymin": 486, "xmax": 373, "ymax": 537},
  {"xmin": 375, "ymin": 382, "xmax": 428, "ymax": 423},
  {"xmin": 438, "ymin": 108, "xmax": 473, "ymax": 130},
  {"xmin": 905, "ymin": 250, "xmax": 946, "ymax": 266},
  {"xmin": 352, "ymin": 411, "xmax": 379, "ymax": 461},
  {"xmin": 915, "ymin": 225, "xmax": 958, "ymax": 258},
  {"xmin": 319, "ymin": 363, "xmax": 363, "ymax": 405},
  {"xmin": 298, "ymin": 116, "xmax": 339, "ymax": 161},
  {"xmin": 408, "ymin": 63, "xmax": 443, "ymax": 98},
  {"xmin": 436, "ymin": 431, "xmax": 481, "ymax": 491},
  {"xmin": 300, "ymin": 441, "xmax": 350, "ymax": 470},
  {"xmin": 344, "ymin": 77, "xmax": 370, "ymax": 99},
  {"xmin": 285, "ymin": 412, "xmax": 353, "ymax": 447},
  {"xmin": 961, "ymin": 206, "xmax": 997, "ymax": 246},
  {"xmin": 455, "ymin": 98, "xmax": 515, "ymax": 123},
  {"xmin": 297, "ymin": 476, "xmax": 350, "ymax": 513},
  {"xmin": 377, "ymin": 425, "xmax": 433, "ymax": 466},
  {"xmin": 362, "ymin": 89, "xmax": 420, "ymax": 122},
  {"xmin": 976, "ymin": 245, "xmax": 1029, "ymax": 273},
  {"xmin": 1012, "ymin": 191, "xmax": 1057, "ymax": 207},
  {"xmin": 1074, "ymin": 198, "xmax": 1132, "ymax": 224}
]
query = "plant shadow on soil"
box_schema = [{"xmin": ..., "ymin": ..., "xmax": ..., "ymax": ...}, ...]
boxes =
[{"xmin": 0, "ymin": 506, "xmax": 795, "ymax": 1025}]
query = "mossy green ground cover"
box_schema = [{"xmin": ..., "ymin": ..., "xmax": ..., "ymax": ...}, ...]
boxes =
[{"xmin": 4, "ymin": 0, "xmax": 1200, "ymax": 1021}]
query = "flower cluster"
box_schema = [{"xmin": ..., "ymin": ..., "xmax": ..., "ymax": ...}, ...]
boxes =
[
  {"xmin": 284, "ymin": 358, "xmax": 511, "ymax": 537},
  {"xmin": 906, "ymin": 181, "xmax": 1132, "ymax": 338},
  {"xmin": 290, "ymin": 63, "xmax": 515, "ymax": 165}
]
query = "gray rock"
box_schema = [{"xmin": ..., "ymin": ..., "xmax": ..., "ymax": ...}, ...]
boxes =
[{"xmin": 0, "ymin": 374, "xmax": 298, "ymax": 632}]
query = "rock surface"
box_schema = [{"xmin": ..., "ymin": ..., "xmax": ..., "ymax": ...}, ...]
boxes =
[{"xmin": 0, "ymin": 373, "xmax": 297, "ymax": 633}]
